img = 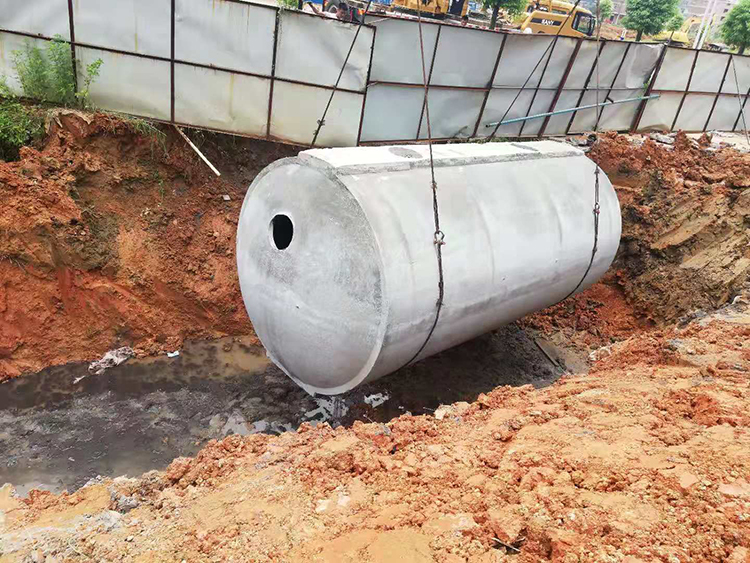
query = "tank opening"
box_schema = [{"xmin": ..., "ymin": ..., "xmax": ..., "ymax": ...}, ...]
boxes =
[{"xmin": 271, "ymin": 214, "xmax": 294, "ymax": 250}]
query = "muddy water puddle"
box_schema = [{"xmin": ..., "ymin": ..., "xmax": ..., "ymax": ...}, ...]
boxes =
[{"xmin": 0, "ymin": 325, "xmax": 571, "ymax": 495}]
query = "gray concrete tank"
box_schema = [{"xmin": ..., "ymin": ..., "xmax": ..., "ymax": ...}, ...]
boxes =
[{"xmin": 236, "ymin": 141, "xmax": 621, "ymax": 395}]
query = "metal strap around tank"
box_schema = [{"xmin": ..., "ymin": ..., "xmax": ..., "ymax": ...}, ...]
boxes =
[
  {"xmin": 558, "ymin": 0, "xmax": 602, "ymax": 303},
  {"xmin": 399, "ymin": 1, "xmax": 446, "ymax": 369}
]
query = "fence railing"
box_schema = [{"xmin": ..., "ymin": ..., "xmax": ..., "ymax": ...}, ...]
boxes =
[{"xmin": 1, "ymin": 0, "xmax": 749, "ymax": 147}]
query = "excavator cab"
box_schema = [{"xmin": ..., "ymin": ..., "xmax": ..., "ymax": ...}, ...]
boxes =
[{"xmin": 520, "ymin": 0, "xmax": 595, "ymax": 38}]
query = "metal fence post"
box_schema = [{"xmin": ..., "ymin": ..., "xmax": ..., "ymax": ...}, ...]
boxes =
[
  {"xmin": 703, "ymin": 55, "xmax": 732, "ymax": 132},
  {"xmin": 732, "ymin": 84, "xmax": 750, "ymax": 131},
  {"xmin": 66, "ymin": 0, "xmax": 78, "ymax": 93},
  {"xmin": 519, "ymin": 35, "xmax": 562, "ymax": 137},
  {"xmin": 670, "ymin": 48, "xmax": 700, "ymax": 131},
  {"xmin": 565, "ymin": 40, "xmax": 606, "ymax": 135},
  {"xmin": 537, "ymin": 37, "xmax": 582, "ymax": 137},
  {"xmin": 170, "ymin": 0, "xmax": 176, "ymax": 123},
  {"xmin": 415, "ymin": 25, "xmax": 441, "ymax": 140},
  {"xmin": 593, "ymin": 41, "xmax": 631, "ymax": 131},
  {"xmin": 471, "ymin": 33, "xmax": 507, "ymax": 138},
  {"xmin": 356, "ymin": 25, "xmax": 377, "ymax": 146},
  {"xmin": 266, "ymin": 9, "xmax": 281, "ymax": 140},
  {"xmin": 630, "ymin": 44, "xmax": 667, "ymax": 133}
]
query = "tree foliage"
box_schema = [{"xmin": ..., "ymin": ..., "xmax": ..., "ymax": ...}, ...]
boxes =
[
  {"xmin": 666, "ymin": 11, "xmax": 684, "ymax": 32},
  {"xmin": 599, "ymin": 0, "xmax": 613, "ymax": 21},
  {"xmin": 622, "ymin": 0, "xmax": 679, "ymax": 41},
  {"xmin": 483, "ymin": 0, "xmax": 526, "ymax": 29},
  {"xmin": 722, "ymin": 0, "xmax": 750, "ymax": 54}
]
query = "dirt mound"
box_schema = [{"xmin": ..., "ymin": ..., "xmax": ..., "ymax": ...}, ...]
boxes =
[
  {"xmin": 0, "ymin": 113, "xmax": 296, "ymax": 379},
  {"xmin": 3, "ymin": 296, "xmax": 750, "ymax": 562},
  {"xmin": 589, "ymin": 132, "xmax": 750, "ymax": 325}
]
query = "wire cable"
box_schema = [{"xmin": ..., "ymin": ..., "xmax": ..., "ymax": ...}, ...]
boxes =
[
  {"xmin": 400, "ymin": 2, "xmax": 446, "ymax": 368},
  {"xmin": 558, "ymin": 0, "xmax": 602, "ymax": 303}
]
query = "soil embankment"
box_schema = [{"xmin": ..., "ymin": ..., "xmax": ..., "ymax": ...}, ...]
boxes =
[{"xmin": 0, "ymin": 114, "xmax": 296, "ymax": 379}]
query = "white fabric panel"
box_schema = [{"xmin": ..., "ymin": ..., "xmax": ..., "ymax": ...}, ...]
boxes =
[
  {"xmin": 584, "ymin": 41, "xmax": 627, "ymax": 90},
  {"xmin": 539, "ymin": 37, "xmax": 579, "ymax": 89},
  {"xmin": 707, "ymin": 94, "xmax": 743, "ymax": 131},
  {"xmin": 517, "ymin": 90, "xmax": 555, "ymax": 136},
  {"xmin": 73, "ymin": 0, "xmax": 171, "ymax": 58},
  {"xmin": 544, "ymin": 89, "xmax": 582, "ymax": 135},
  {"xmin": 417, "ymin": 88, "xmax": 484, "ymax": 139},
  {"xmin": 721, "ymin": 56, "xmax": 750, "ymax": 95},
  {"xmin": 567, "ymin": 96, "xmax": 597, "ymax": 133},
  {"xmin": 174, "ymin": 0, "xmax": 276, "ymax": 75},
  {"xmin": 674, "ymin": 94, "xmax": 714, "ymax": 131},
  {"xmin": 690, "ymin": 52, "xmax": 730, "ymax": 93},
  {"xmin": 359, "ymin": 85, "xmax": 424, "ymax": 142},
  {"xmin": 613, "ymin": 43, "xmax": 661, "ymax": 89},
  {"xmin": 0, "ymin": 0, "xmax": 70, "ymax": 39},
  {"xmin": 598, "ymin": 88, "xmax": 642, "ymax": 131},
  {"xmin": 76, "ymin": 46, "xmax": 171, "ymax": 120},
  {"xmin": 493, "ymin": 34, "xmax": 554, "ymax": 88},
  {"xmin": 637, "ymin": 92, "xmax": 682, "ymax": 131},
  {"xmin": 174, "ymin": 64, "xmax": 270, "ymax": 136},
  {"xmin": 0, "ymin": 33, "xmax": 51, "ymax": 95},
  {"xmin": 653, "ymin": 47, "xmax": 695, "ymax": 91},
  {"xmin": 275, "ymin": 11, "xmax": 373, "ymax": 92},
  {"xmin": 364, "ymin": 16, "xmax": 439, "ymax": 84},
  {"xmin": 478, "ymin": 89, "xmax": 536, "ymax": 137},
  {"xmin": 430, "ymin": 26, "xmax": 501, "ymax": 88},
  {"xmin": 270, "ymin": 81, "xmax": 362, "ymax": 146},
  {"xmin": 564, "ymin": 39, "xmax": 598, "ymax": 89}
]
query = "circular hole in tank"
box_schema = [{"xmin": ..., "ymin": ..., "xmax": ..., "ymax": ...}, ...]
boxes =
[{"xmin": 270, "ymin": 214, "xmax": 294, "ymax": 250}]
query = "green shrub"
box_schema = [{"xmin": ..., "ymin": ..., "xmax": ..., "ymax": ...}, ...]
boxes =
[
  {"xmin": 11, "ymin": 35, "xmax": 102, "ymax": 108},
  {"xmin": 0, "ymin": 78, "xmax": 44, "ymax": 161}
]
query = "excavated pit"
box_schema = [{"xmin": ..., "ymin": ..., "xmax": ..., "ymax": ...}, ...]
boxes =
[{"xmin": 2, "ymin": 119, "xmax": 750, "ymax": 561}]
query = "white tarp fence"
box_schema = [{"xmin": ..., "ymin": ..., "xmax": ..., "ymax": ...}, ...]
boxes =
[{"xmin": 1, "ymin": 0, "xmax": 749, "ymax": 146}]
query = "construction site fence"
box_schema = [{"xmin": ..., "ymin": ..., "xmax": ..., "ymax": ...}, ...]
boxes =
[{"xmin": 2, "ymin": 0, "xmax": 750, "ymax": 147}]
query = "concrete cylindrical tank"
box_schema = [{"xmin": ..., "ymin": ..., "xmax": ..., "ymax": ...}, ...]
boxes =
[{"xmin": 237, "ymin": 141, "xmax": 621, "ymax": 395}]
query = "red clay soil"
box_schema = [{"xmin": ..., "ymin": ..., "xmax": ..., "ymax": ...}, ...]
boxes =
[
  {"xmin": 0, "ymin": 113, "xmax": 296, "ymax": 380},
  {"xmin": 2, "ymin": 296, "xmax": 749, "ymax": 562},
  {"xmin": 589, "ymin": 132, "xmax": 750, "ymax": 325}
]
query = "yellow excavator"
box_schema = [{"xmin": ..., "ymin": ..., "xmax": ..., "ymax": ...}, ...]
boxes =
[
  {"xmin": 390, "ymin": 0, "xmax": 469, "ymax": 19},
  {"xmin": 519, "ymin": 0, "xmax": 596, "ymax": 37},
  {"xmin": 653, "ymin": 16, "xmax": 704, "ymax": 46}
]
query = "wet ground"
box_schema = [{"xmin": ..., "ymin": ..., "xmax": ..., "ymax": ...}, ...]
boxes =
[{"xmin": 0, "ymin": 324, "xmax": 575, "ymax": 496}]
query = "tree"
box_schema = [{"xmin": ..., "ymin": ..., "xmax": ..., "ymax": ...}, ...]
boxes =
[
  {"xmin": 666, "ymin": 12, "xmax": 684, "ymax": 41},
  {"xmin": 483, "ymin": 0, "xmax": 526, "ymax": 30},
  {"xmin": 599, "ymin": 0, "xmax": 613, "ymax": 21},
  {"xmin": 621, "ymin": 0, "xmax": 679, "ymax": 41},
  {"xmin": 722, "ymin": 0, "xmax": 750, "ymax": 55}
]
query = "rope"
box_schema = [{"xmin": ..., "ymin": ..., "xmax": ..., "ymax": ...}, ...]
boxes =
[
  {"xmin": 401, "ymin": 1, "xmax": 446, "ymax": 368},
  {"xmin": 559, "ymin": 0, "xmax": 601, "ymax": 303},
  {"xmin": 731, "ymin": 55, "xmax": 750, "ymax": 146},
  {"xmin": 487, "ymin": 0, "xmax": 582, "ymax": 141},
  {"xmin": 310, "ymin": 0, "xmax": 372, "ymax": 147}
]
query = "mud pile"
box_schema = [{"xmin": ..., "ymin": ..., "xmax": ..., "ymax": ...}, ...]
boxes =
[
  {"xmin": 2, "ymin": 294, "xmax": 749, "ymax": 562},
  {"xmin": 0, "ymin": 114, "xmax": 296, "ymax": 379},
  {"xmin": 589, "ymin": 132, "xmax": 750, "ymax": 325}
]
